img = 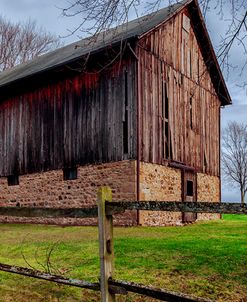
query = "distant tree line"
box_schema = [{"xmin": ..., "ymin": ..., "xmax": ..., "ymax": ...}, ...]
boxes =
[{"xmin": 0, "ymin": 16, "xmax": 60, "ymax": 71}]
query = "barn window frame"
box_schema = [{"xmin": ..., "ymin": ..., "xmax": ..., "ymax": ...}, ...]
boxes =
[
  {"xmin": 161, "ymin": 75, "xmax": 172, "ymax": 160},
  {"xmin": 186, "ymin": 180, "xmax": 194, "ymax": 197},
  {"xmin": 7, "ymin": 175, "xmax": 19, "ymax": 186},
  {"xmin": 123, "ymin": 69, "xmax": 129, "ymax": 155},
  {"xmin": 189, "ymin": 95, "xmax": 196, "ymax": 131},
  {"xmin": 63, "ymin": 167, "xmax": 78, "ymax": 181}
]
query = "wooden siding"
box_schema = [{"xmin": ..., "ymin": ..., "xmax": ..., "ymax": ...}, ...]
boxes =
[
  {"xmin": 0, "ymin": 59, "xmax": 136, "ymax": 176},
  {"xmin": 137, "ymin": 8, "xmax": 220, "ymax": 176},
  {"xmin": 0, "ymin": 7, "xmax": 223, "ymax": 178}
]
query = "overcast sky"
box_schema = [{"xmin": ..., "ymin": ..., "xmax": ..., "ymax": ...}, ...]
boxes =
[{"xmin": 1, "ymin": 0, "xmax": 246, "ymax": 202}]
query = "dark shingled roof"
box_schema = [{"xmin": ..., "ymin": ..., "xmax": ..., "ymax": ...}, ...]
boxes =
[
  {"xmin": 0, "ymin": 0, "xmax": 231, "ymax": 105},
  {"xmin": 0, "ymin": 0, "xmax": 188, "ymax": 88}
]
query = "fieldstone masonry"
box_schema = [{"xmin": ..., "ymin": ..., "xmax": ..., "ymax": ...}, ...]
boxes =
[
  {"xmin": 139, "ymin": 163, "xmax": 182, "ymax": 226},
  {"xmin": 0, "ymin": 160, "xmax": 137, "ymax": 226},
  {"xmin": 0, "ymin": 160, "xmax": 220, "ymax": 226},
  {"xmin": 197, "ymin": 173, "xmax": 221, "ymax": 221},
  {"xmin": 138, "ymin": 163, "xmax": 220, "ymax": 225}
]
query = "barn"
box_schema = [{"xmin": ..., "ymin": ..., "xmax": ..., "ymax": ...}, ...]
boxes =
[{"xmin": 0, "ymin": 0, "xmax": 231, "ymax": 226}]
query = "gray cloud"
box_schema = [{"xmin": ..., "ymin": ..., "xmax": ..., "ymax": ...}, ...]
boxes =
[{"xmin": 222, "ymin": 105, "xmax": 247, "ymax": 128}]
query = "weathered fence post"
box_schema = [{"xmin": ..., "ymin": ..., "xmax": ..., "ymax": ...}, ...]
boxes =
[{"xmin": 97, "ymin": 187, "xmax": 115, "ymax": 302}]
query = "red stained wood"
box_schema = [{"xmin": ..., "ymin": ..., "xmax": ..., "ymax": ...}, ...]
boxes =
[{"xmin": 0, "ymin": 59, "xmax": 137, "ymax": 176}]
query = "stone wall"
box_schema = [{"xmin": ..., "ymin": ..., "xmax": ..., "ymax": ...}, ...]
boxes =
[
  {"xmin": 139, "ymin": 162, "xmax": 182, "ymax": 226},
  {"xmin": 196, "ymin": 173, "xmax": 221, "ymax": 220},
  {"xmin": 137, "ymin": 163, "xmax": 221, "ymax": 225},
  {"xmin": 0, "ymin": 160, "xmax": 221, "ymax": 226},
  {"xmin": 0, "ymin": 160, "xmax": 137, "ymax": 226}
]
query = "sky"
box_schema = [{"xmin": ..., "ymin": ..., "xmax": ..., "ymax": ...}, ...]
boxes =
[{"xmin": 0, "ymin": 0, "xmax": 246, "ymax": 202}]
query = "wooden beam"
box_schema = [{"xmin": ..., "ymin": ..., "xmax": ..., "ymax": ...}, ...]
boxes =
[
  {"xmin": 109, "ymin": 280, "xmax": 213, "ymax": 302},
  {"xmin": 0, "ymin": 263, "xmax": 100, "ymax": 290},
  {"xmin": 0, "ymin": 207, "xmax": 98, "ymax": 218},
  {"xmin": 0, "ymin": 202, "xmax": 245, "ymax": 219},
  {"xmin": 106, "ymin": 201, "xmax": 247, "ymax": 215},
  {"xmin": 0, "ymin": 263, "xmax": 212, "ymax": 301}
]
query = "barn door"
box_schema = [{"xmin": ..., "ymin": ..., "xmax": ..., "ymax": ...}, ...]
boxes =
[{"xmin": 182, "ymin": 170, "xmax": 197, "ymax": 223}]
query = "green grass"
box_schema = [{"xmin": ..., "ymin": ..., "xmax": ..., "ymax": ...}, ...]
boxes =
[{"xmin": 0, "ymin": 215, "xmax": 246, "ymax": 301}]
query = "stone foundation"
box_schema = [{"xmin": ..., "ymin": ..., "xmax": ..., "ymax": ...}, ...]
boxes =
[
  {"xmin": 0, "ymin": 160, "xmax": 137, "ymax": 226},
  {"xmin": 139, "ymin": 162, "xmax": 183, "ymax": 226},
  {"xmin": 0, "ymin": 161, "xmax": 221, "ymax": 226},
  {"xmin": 197, "ymin": 173, "xmax": 221, "ymax": 221},
  {"xmin": 138, "ymin": 162, "xmax": 220, "ymax": 226}
]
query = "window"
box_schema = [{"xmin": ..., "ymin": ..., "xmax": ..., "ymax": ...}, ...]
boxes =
[
  {"xmin": 189, "ymin": 96, "xmax": 196, "ymax": 131},
  {"xmin": 162, "ymin": 79, "xmax": 171, "ymax": 159},
  {"xmin": 186, "ymin": 180, "xmax": 194, "ymax": 197},
  {"xmin": 123, "ymin": 70, "xmax": 129, "ymax": 154},
  {"xmin": 189, "ymin": 97, "xmax": 193, "ymax": 129},
  {"xmin": 182, "ymin": 14, "xmax": 191, "ymax": 33},
  {"xmin": 204, "ymin": 151, "xmax": 208, "ymax": 171},
  {"xmin": 8, "ymin": 175, "xmax": 19, "ymax": 186},
  {"xmin": 63, "ymin": 167, "xmax": 77, "ymax": 180}
]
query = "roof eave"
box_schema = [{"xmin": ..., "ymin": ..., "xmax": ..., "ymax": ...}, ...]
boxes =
[
  {"xmin": 188, "ymin": 0, "xmax": 232, "ymax": 105},
  {"xmin": 0, "ymin": 36, "xmax": 138, "ymax": 92},
  {"xmin": 138, "ymin": 0, "xmax": 193, "ymax": 39},
  {"xmin": 138, "ymin": 0, "xmax": 232, "ymax": 106}
]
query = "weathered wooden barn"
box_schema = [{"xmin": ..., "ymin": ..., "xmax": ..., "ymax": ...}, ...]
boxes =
[{"xmin": 0, "ymin": 0, "xmax": 231, "ymax": 226}]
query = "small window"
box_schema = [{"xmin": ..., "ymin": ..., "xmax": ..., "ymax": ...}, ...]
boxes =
[
  {"xmin": 63, "ymin": 167, "xmax": 77, "ymax": 180},
  {"xmin": 189, "ymin": 97, "xmax": 193, "ymax": 129},
  {"xmin": 182, "ymin": 14, "xmax": 191, "ymax": 32},
  {"xmin": 162, "ymin": 80, "xmax": 171, "ymax": 160},
  {"xmin": 204, "ymin": 151, "xmax": 208, "ymax": 169},
  {"xmin": 8, "ymin": 175, "xmax": 19, "ymax": 186},
  {"xmin": 186, "ymin": 180, "xmax": 193, "ymax": 197}
]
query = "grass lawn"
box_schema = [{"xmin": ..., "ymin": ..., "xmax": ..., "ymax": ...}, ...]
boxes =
[{"xmin": 0, "ymin": 214, "xmax": 246, "ymax": 302}]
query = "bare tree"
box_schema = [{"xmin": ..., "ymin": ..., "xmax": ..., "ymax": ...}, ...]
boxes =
[
  {"xmin": 61, "ymin": 0, "xmax": 247, "ymax": 86},
  {"xmin": 222, "ymin": 122, "xmax": 247, "ymax": 205},
  {"xmin": 0, "ymin": 16, "xmax": 60, "ymax": 71},
  {"xmin": 213, "ymin": 0, "xmax": 247, "ymax": 84}
]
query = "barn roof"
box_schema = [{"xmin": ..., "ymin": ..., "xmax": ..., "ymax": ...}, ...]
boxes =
[{"xmin": 0, "ymin": 0, "xmax": 231, "ymax": 105}]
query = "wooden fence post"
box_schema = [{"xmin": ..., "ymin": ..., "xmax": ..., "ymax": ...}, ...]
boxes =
[{"xmin": 97, "ymin": 186, "xmax": 115, "ymax": 302}]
